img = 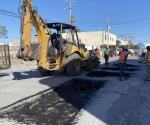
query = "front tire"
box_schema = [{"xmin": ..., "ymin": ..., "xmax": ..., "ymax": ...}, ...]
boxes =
[
  {"xmin": 38, "ymin": 67, "xmax": 51, "ymax": 76},
  {"xmin": 86, "ymin": 60, "xmax": 93, "ymax": 71},
  {"xmin": 66, "ymin": 59, "xmax": 81, "ymax": 76},
  {"xmin": 93, "ymin": 59, "xmax": 100, "ymax": 68}
]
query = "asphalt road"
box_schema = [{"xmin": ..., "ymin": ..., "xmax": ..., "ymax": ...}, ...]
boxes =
[{"xmin": 1, "ymin": 56, "xmax": 149, "ymax": 125}]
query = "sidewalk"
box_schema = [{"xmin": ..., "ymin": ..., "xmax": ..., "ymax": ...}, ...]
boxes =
[{"xmin": 75, "ymin": 56, "xmax": 150, "ymax": 125}]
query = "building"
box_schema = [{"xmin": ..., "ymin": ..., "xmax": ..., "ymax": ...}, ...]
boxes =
[
  {"xmin": 116, "ymin": 38, "xmax": 129, "ymax": 46},
  {"xmin": 8, "ymin": 31, "xmax": 118, "ymax": 57},
  {"xmin": 145, "ymin": 43, "xmax": 150, "ymax": 48},
  {"xmin": 78, "ymin": 31, "xmax": 117, "ymax": 50}
]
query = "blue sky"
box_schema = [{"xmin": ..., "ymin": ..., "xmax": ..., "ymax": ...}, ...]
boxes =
[{"xmin": 0, "ymin": 0, "xmax": 150, "ymax": 43}]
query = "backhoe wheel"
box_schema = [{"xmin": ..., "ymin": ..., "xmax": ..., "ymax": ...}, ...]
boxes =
[
  {"xmin": 38, "ymin": 67, "xmax": 51, "ymax": 76},
  {"xmin": 66, "ymin": 59, "xmax": 81, "ymax": 76},
  {"xmin": 93, "ymin": 60, "xmax": 100, "ymax": 69},
  {"xmin": 86, "ymin": 59, "xmax": 93, "ymax": 71}
]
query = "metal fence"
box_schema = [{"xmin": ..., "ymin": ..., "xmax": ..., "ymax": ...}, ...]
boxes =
[{"xmin": 0, "ymin": 45, "xmax": 11, "ymax": 69}]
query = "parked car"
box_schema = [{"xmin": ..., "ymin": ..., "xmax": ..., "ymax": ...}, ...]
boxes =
[{"xmin": 116, "ymin": 49, "xmax": 121, "ymax": 55}]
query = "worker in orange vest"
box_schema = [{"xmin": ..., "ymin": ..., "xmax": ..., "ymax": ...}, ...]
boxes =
[
  {"xmin": 144, "ymin": 46, "xmax": 150, "ymax": 81},
  {"xmin": 94, "ymin": 49, "xmax": 100, "ymax": 59},
  {"xmin": 95, "ymin": 49, "xmax": 100, "ymax": 58},
  {"xmin": 119, "ymin": 47, "xmax": 128, "ymax": 81}
]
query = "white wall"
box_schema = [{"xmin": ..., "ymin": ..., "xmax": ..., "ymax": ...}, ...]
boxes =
[
  {"xmin": 145, "ymin": 43, "xmax": 150, "ymax": 47},
  {"xmin": 117, "ymin": 38, "xmax": 129, "ymax": 46},
  {"xmin": 102, "ymin": 32, "xmax": 117, "ymax": 46},
  {"xmin": 78, "ymin": 31, "xmax": 117, "ymax": 49}
]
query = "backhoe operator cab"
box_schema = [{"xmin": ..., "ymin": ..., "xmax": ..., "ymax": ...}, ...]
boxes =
[
  {"xmin": 45, "ymin": 22, "xmax": 91, "ymax": 76},
  {"xmin": 47, "ymin": 23, "xmax": 84, "ymax": 56},
  {"xmin": 47, "ymin": 23, "xmax": 79, "ymax": 56}
]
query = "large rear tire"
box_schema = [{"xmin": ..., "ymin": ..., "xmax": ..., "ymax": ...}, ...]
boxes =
[
  {"xmin": 66, "ymin": 59, "xmax": 81, "ymax": 76},
  {"xmin": 93, "ymin": 59, "xmax": 100, "ymax": 69},
  {"xmin": 38, "ymin": 67, "xmax": 51, "ymax": 76},
  {"xmin": 86, "ymin": 59, "xmax": 94, "ymax": 71}
]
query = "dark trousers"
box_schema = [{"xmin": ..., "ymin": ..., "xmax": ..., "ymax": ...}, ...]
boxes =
[
  {"xmin": 119, "ymin": 62, "xmax": 126, "ymax": 79},
  {"xmin": 104, "ymin": 56, "xmax": 109, "ymax": 65},
  {"xmin": 144, "ymin": 64, "xmax": 150, "ymax": 81}
]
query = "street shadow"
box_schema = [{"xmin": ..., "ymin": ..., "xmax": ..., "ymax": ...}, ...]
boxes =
[
  {"xmin": 87, "ymin": 70, "xmax": 131, "ymax": 77},
  {"xmin": 101, "ymin": 67, "xmax": 139, "ymax": 72},
  {"xmin": 87, "ymin": 58, "xmax": 140, "ymax": 78},
  {"xmin": 0, "ymin": 73, "xmax": 9, "ymax": 77},
  {"xmin": 12, "ymin": 69, "xmax": 41, "ymax": 80},
  {"xmin": 113, "ymin": 63, "xmax": 140, "ymax": 68},
  {"xmin": 100, "ymin": 58, "xmax": 140, "ymax": 68}
]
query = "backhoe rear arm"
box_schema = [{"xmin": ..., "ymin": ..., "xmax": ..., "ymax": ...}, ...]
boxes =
[{"xmin": 20, "ymin": 0, "xmax": 51, "ymax": 70}]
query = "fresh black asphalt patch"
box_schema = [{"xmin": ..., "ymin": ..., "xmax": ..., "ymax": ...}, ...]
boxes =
[
  {"xmin": 87, "ymin": 71, "xmax": 131, "ymax": 78},
  {"xmin": 101, "ymin": 67, "xmax": 139, "ymax": 71},
  {"xmin": 113, "ymin": 63, "xmax": 140, "ymax": 68},
  {"xmin": 0, "ymin": 78, "xmax": 106, "ymax": 125}
]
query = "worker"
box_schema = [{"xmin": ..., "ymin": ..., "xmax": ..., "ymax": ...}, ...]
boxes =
[
  {"xmin": 124, "ymin": 48, "xmax": 129, "ymax": 64},
  {"xmin": 94, "ymin": 49, "xmax": 100, "ymax": 59},
  {"xmin": 56, "ymin": 34, "xmax": 67, "ymax": 47},
  {"xmin": 103, "ymin": 48, "xmax": 109, "ymax": 65},
  {"xmin": 144, "ymin": 46, "xmax": 150, "ymax": 81},
  {"xmin": 118, "ymin": 47, "xmax": 128, "ymax": 81},
  {"xmin": 51, "ymin": 33, "xmax": 61, "ymax": 50},
  {"xmin": 84, "ymin": 48, "xmax": 90, "ymax": 60}
]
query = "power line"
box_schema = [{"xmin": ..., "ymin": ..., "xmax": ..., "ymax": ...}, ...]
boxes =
[
  {"xmin": 0, "ymin": 12, "xmax": 20, "ymax": 18},
  {"xmin": 0, "ymin": 8, "xmax": 20, "ymax": 18},
  {"xmin": 76, "ymin": 17, "xmax": 150, "ymax": 27},
  {"xmin": 0, "ymin": 9, "xmax": 19, "ymax": 17},
  {"xmin": 75, "ymin": 17, "xmax": 150, "ymax": 32},
  {"xmin": 112, "ymin": 17, "xmax": 150, "ymax": 26}
]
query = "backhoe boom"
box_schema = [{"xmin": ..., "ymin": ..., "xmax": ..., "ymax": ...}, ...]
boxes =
[{"xmin": 19, "ymin": 0, "xmax": 51, "ymax": 70}]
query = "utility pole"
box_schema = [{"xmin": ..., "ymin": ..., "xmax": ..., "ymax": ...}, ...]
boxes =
[
  {"xmin": 107, "ymin": 17, "xmax": 111, "ymax": 33},
  {"xmin": 106, "ymin": 17, "xmax": 111, "ymax": 49},
  {"xmin": 65, "ymin": 0, "xmax": 76, "ymax": 24},
  {"xmin": 101, "ymin": 31, "xmax": 104, "ymax": 51},
  {"xmin": 128, "ymin": 36, "xmax": 132, "ymax": 49}
]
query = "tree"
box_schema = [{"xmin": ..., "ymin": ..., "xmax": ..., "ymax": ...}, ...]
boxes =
[
  {"xmin": 116, "ymin": 40, "xmax": 121, "ymax": 47},
  {"xmin": 0, "ymin": 26, "xmax": 8, "ymax": 38},
  {"xmin": 70, "ymin": 15, "xmax": 75, "ymax": 24}
]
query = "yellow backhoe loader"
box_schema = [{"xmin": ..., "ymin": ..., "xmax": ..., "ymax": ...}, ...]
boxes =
[{"xmin": 17, "ymin": 0, "xmax": 99, "ymax": 76}]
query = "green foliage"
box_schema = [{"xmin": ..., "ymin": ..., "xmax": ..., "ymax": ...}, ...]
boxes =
[{"xmin": 0, "ymin": 26, "xmax": 8, "ymax": 37}]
